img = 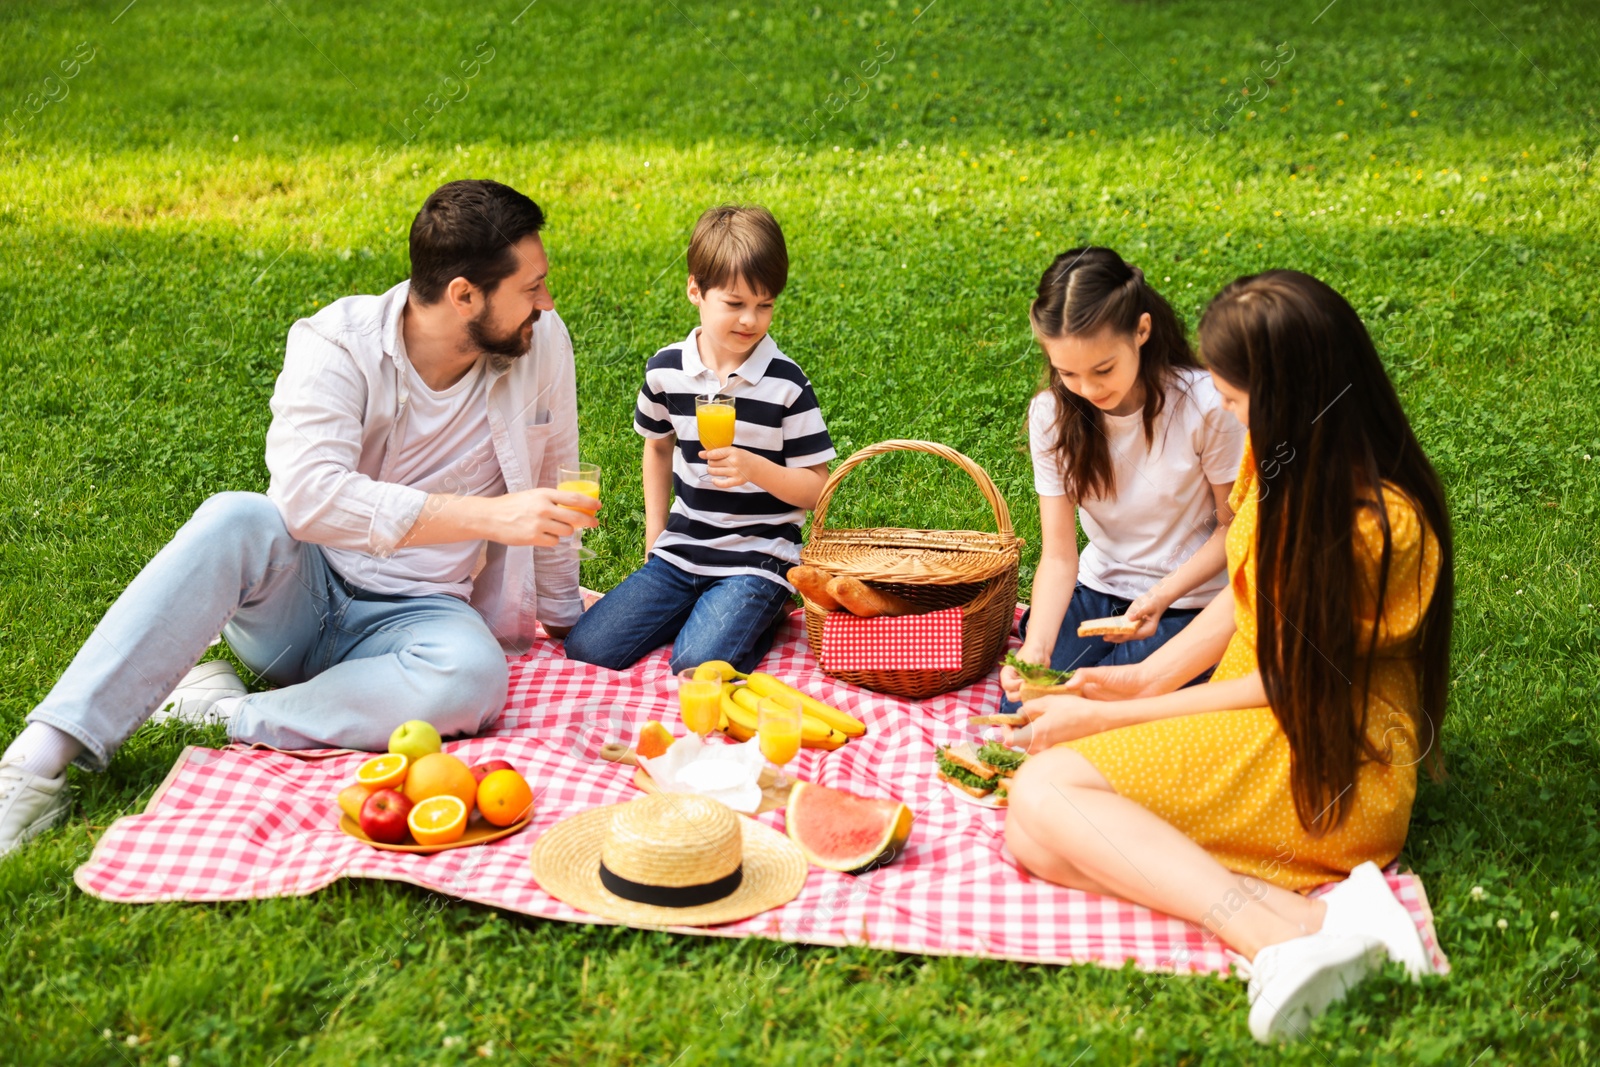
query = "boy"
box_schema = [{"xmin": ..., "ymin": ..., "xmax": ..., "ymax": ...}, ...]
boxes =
[{"xmin": 564, "ymin": 205, "xmax": 835, "ymax": 674}]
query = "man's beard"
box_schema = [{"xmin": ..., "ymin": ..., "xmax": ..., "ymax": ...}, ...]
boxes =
[{"xmin": 467, "ymin": 304, "xmax": 539, "ymax": 359}]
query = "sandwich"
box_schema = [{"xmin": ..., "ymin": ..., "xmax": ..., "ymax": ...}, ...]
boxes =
[
  {"xmin": 1077, "ymin": 615, "xmax": 1141, "ymax": 638},
  {"xmin": 977, "ymin": 740, "xmax": 1025, "ymax": 775},
  {"xmin": 936, "ymin": 742, "xmax": 996, "ymax": 798},
  {"xmin": 935, "ymin": 741, "xmax": 1028, "ymax": 805},
  {"xmin": 1005, "ymin": 651, "xmax": 1077, "ymax": 703},
  {"xmin": 967, "ymin": 712, "xmax": 1027, "ymax": 727}
]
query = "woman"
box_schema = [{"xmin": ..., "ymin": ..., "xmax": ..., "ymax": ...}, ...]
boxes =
[
  {"xmin": 1003, "ymin": 270, "xmax": 1453, "ymax": 1043},
  {"xmin": 998, "ymin": 247, "xmax": 1246, "ymax": 713}
]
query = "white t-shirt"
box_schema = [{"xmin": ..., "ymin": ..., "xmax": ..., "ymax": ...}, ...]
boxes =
[
  {"xmin": 326, "ymin": 355, "xmax": 505, "ymax": 599},
  {"xmin": 1029, "ymin": 367, "xmax": 1246, "ymax": 609}
]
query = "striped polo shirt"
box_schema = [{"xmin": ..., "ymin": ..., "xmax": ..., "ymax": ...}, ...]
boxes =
[{"xmin": 633, "ymin": 328, "xmax": 836, "ymax": 588}]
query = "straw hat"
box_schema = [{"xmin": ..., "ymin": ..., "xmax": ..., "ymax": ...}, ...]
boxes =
[{"xmin": 529, "ymin": 793, "xmax": 807, "ymax": 927}]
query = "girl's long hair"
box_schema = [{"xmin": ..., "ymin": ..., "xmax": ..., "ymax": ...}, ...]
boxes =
[
  {"xmin": 1031, "ymin": 247, "xmax": 1200, "ymax": 501},
  {"xmin": 1199, "ymin": 270, "xmax": 1454, "ymax": 835}
]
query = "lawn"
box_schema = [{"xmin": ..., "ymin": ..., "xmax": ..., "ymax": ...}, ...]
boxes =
[{"xmin": 2, "ymin": 0, "xmax": 1598, "ymax": 1062}]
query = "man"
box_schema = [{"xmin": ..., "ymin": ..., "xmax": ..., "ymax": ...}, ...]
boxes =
[{"xmin": 0, "ymin": 179, "xmax": 598, "ymax": 858}]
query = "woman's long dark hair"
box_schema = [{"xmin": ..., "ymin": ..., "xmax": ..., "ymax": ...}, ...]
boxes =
[
  {"xmin": 1199, "ymin": 270, "xmax": 1454, "ymax": 835},
  {"xmin": 1031, "ymin": 247, "xmax": 1200, "ymax": 501}
]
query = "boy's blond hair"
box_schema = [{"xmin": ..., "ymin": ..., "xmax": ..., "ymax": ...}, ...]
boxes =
[{"xmin": 686, "ymin": 204, "xmax": 788, "ymax": 298}]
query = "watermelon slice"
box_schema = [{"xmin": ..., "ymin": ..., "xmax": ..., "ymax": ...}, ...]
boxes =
[{"xmin": 785, "ymin": 782, "xmax": 914, "ymax": 874}]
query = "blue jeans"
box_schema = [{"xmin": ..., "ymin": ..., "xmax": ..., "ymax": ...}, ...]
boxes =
[
  {"xmin": 998, "ymin": 583, "xmax": 1209, "ymax": 714},
  {"xmin": 563, "ymin": 555, "xmax": 795, "ymax": 675},
  {"xmin": 26, "ymin": 492, "xmax": 509, "ymax": 772}
]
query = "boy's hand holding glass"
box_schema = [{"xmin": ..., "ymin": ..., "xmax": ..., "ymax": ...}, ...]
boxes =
[
  {"xmin": 701, "ymin": 446, "xmax": 765, "ymax": 489},
  {"xmin": 694, "ymin": 392, "xmax": 768, "ymax": 489}
]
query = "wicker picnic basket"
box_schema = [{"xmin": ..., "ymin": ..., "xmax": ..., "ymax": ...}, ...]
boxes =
[{"xmin": 799, "ymin": 439, "xmax": 1020, "ymax": 699}]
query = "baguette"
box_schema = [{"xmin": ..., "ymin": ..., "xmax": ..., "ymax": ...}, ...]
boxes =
[
  {"xmin": 787, "ymin": 566, "xmax": 842, "ymax": 611},
  {"xmin": 937, "ymin": 770, "xmax": 996, "ymax": 799},
  {"xmin": 1077, "ymin": 615, "xmax": 1141, "ymax": 638},
  {"xmin": 826, "ymin": 576, "xmax": 916, "ymax": 618}
]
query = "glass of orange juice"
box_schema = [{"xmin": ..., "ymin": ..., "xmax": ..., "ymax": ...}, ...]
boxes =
[
  {"xmin": 557, "ymin": 461, "xmax": 601, "ymax": 560},
  {"xmin": 677, "ymin": 670, "xmax": 723, "ymax": 739},
  {"xmin": 757, "ymin": 691, "xmax": 803, "ymax": 788},
  {"xmin": 695, "ymin": 394, "xmax": 737, "ymax": 453}
]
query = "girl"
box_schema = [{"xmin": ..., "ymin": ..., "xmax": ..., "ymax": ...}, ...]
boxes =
[
  {"xmin": 998, "ymin": 247, "xmax": 1246, "ymax": 712},
  {"xmin": 1002, "ymin": 270, "xmax": 1454, "ymax": 1043}
]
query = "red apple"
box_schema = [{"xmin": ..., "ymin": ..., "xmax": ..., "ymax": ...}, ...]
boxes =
[
  {"xmin": 359, "ymin": 788, "xmax": 414, "ymax": 844},
  {"xmin": 469, "ymin": 759, "xmax": 515, "ymax": 784}
]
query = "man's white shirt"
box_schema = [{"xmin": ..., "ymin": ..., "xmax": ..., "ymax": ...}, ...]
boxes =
[{"xmin": 265, "ymin": 280, "xmax": 582, "ymax": 650}]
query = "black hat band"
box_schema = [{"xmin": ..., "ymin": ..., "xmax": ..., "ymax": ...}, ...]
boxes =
[{"xmin": 598, "ymin": 862, "xmax": 744, "ymax": 908}]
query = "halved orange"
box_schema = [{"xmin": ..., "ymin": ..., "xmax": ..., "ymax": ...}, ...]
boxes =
[
  {"xmin": 407, "ymin": 794, "xmax": 467, "ymax": 846},
  {"xmin": 356, "ymin": 753, "xmax": 409, "ymax": 791}
]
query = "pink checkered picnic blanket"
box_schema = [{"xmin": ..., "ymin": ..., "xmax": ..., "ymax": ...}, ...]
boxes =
[{"xmin": 74, "ymin": 609, "xmax": 1449, "ymax": 976}]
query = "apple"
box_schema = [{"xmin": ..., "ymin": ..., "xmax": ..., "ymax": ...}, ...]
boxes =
[
  {"xmin": 469, "ymin": 759, "xmax": 515, "ymax": 784},
  {"xmin": 388, "ymin": 720, "xmax": 442, "ymax": 762},
  {"xmin": 359, "ymin": 788, "xmax": 414, "ymax": 844}
]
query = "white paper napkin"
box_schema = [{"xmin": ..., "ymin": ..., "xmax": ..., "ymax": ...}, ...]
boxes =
[{"xmin": 636, "ymin": 734, "xmax": 767, "ymax": 814}]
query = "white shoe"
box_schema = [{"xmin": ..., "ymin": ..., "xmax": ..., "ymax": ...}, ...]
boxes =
[
  {"xmin": 149, "ymin": 660, "xmax": 247, "ymax": 725},
  {"xmin": 1246, "ymin": 933, "xmax": 1384, "ymax": 1044},
  {"xmin": 0, "ymin": 759, "xmax": 71, "ymax": 859},
  {"xmin": 1319, "ymin": 861, "xmax": 1435, "ymax": 980}
]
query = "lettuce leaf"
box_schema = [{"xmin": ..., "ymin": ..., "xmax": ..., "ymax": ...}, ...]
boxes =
[{"xmin": 1004, "ymin": 650, "xmax": 1073, "ymax": 685}]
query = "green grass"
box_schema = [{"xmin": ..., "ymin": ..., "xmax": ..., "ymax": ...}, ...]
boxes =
[{"xmin": 3, "ymin": 0, "xmax": 1599, "ymax": 1061}]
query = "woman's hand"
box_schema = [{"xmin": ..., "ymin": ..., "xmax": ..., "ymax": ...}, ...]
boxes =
[
  {"xmin": 1065, "ymin": 662, "xmax": 1161, "ymax": 701},
  {"xmin": 1001, "ymin": 694, "xmax": 1110, "ymax": 753},
  {"xmin": 1105, "ymin": 591, "xmax": 1168, "ymax": 643}
]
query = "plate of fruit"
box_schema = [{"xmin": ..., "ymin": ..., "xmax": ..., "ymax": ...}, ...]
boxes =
[{"xmin": 334, "ymin": 721, "xmax": 535, "ymax": 854}]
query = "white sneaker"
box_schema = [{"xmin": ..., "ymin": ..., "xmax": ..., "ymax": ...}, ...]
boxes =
[
  {"xmin": 0, "ymin": 759, "xmax": 71, "ymax": 859},
  {"xmin": 149, "ymin": 660, "xmax": 247, "ymax": 725},
  {"xmin": 1246, "ymin": 933, "xmax": 1384, "ymax": 1044},
  {"xmin": 1318, "ymin": 861, "xmax": 1434, "ymax": 980}
]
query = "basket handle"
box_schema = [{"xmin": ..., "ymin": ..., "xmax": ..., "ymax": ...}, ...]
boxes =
[{"xmin": 810, "ymin": 439, "xmax": 1015, "ymax": 539}]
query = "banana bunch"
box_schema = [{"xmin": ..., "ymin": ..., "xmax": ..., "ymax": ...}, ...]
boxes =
[{"xmin": 694, "ymin": 661, "xmax": 865, "ymax": 749}]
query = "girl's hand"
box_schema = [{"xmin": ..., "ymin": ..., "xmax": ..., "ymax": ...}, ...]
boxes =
[
  {"xmin": 1105, "ymin": 592, "xmax": 1167, "ymax": 643},
  {"xmin": 999, "ymin": 663, "xmax": 1023, "ymax": 702},
  {"xmin": 701, "ymin": 446, "xmax": 761, "ymax": 489},
  {"xmin": 1065, "ymin": 663, "xmax": 1159, "ymax": 701},
  {"xmin": 1001, "ymin": 694, "xmax": 1108, "ymax": 753},
  {"xmin": 998, "ymin": 643, "xmax": 1050, "ymax": 701}
]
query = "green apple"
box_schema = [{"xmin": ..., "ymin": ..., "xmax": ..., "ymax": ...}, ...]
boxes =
[{"xmin": 388, "ymin": 720, "xmax": 442, "ymax": 761}]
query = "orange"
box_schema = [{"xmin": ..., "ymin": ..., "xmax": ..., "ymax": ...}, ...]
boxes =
[
  {"xmin": 356, "ymin": 753, "xmax": 409, "ymax": 791},
  {"xmin": 402, "ymin": 752, "xmax": 478, "ymax": 815},
  {"xmin": 477, "ymin": 769, "xmax": 534, "ymax": 827},
  {"xmin": 638, "ymin": 721, "xmax": 676, "ymax": 760},
  {"xmin": 407, "ymin": 795, "xmax": 467, "ymax": 846}
]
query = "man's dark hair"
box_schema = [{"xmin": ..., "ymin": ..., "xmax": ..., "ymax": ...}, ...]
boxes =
[{"xmin": 408, "ymin": 180, "xmax": 545, "ymax": 304}]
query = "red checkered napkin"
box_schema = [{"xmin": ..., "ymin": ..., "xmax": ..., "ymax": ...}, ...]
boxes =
[{"xmin": 821, "ymin": 606, "xmax": 963, "ymax": 671}]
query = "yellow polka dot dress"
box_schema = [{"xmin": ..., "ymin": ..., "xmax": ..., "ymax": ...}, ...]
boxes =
[{"xmin": 1064, "ymin": 444, "xmax": 1443, "ymax": 891}]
